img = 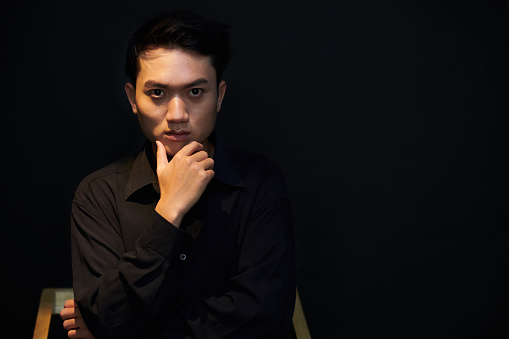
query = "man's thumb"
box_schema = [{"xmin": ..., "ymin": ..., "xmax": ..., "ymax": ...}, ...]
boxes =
[{"xmin": 155, "ymin": 140, "xmax": 168, "ymax": 173}]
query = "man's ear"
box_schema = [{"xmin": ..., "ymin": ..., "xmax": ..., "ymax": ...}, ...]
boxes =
[
  {"xmin": 216, "ymin": 80, "xmax": 226, "ymax": 112},
  {"xmin": 125, "ymin": 82, "xmax": 137, "ymax": 114}
]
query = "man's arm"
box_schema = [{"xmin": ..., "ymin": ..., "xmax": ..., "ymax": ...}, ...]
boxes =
[
  {"xmin": 72, "ymin": 197, "xmax": 191, "ymax": 337},
  {"xmin": 154, "ymin": 140, "xmax": 214, "ymax": 227},
  {"xmin": 72, "ymin": 141, "xmax": 214, "ymax": 337},
  {"xmin": 181, "ymin": 197, "xmax": 296, "ymax": 338}
]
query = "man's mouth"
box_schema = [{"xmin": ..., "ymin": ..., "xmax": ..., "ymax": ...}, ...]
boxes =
[{"xmin": 164, "ymin": 130, "xmax": 191, "ymax": 141}]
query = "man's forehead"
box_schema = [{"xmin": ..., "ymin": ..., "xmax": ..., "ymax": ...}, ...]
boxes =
[
  {"xmin": 139, "ymin": 47, "xmax": 212, "ymax": 66},
  {"xmin": 137, "ymin": 48, "xmax": 215, "ymax": 85}
]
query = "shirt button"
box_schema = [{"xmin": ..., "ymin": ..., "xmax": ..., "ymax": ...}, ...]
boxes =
[{"xmin": 180, "ymin": 253, "xmax": 187, "ymax": 261}]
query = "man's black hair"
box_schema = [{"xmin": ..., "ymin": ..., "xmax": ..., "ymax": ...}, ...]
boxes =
[{"xmin": 125, "ymin": 10, "xmax": 232, "ymax": 87}]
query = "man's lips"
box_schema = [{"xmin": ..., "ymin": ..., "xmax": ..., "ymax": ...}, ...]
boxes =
[{"xmin": 164, "ymin": 130, "xmax": 191, "ymax": 141}]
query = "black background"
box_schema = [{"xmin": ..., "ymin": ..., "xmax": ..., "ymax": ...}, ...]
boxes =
[{"xmin": 3, "ymin": 1, "xmax": 508, "ymax": 338}]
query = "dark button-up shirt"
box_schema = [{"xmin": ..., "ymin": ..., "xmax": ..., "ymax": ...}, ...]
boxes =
[{"xmin": 71, "ymin": 136, "xmax": 296, "ymax": 338}]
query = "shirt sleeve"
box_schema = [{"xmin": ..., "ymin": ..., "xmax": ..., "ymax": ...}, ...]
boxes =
[
  {"xmin": 71, "ymin": 184, "xmax": 193, "ymax": 337},
  {"xmin": 181, "ymin": 196, "xmax": 296, "ymax": 339}
]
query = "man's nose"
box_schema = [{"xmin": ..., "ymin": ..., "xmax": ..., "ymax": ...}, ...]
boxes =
[{"xmin": 166, "ymin": 97, "xmax": 189, "ymax": 122}]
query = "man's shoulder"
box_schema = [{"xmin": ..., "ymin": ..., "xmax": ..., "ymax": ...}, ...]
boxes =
[
  {"xmin": 74, "ymin": 156, "xmax": 136, "ymax": 199},
  {"xmin": 226, "ymin": 146, "xmax": 275, "ymax": 166},
  {"xmin": 223, "ymin": 146, "xmax": 287, "ymax": 194},
  {"xmin": 223, "ymin": 146, "xmax": 281, "ymax": 176}
]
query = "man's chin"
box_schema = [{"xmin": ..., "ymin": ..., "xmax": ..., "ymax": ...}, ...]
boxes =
[
  {"xmin": 154, "ymin": 136, "xmax": 212, "ymax": 157},
  {"xmin": 163, "ymin": 143, "xmax": 186, "ymax": 158}
]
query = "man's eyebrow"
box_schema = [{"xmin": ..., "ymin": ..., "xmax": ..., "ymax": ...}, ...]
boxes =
[
  {"xmin": 143, "ymin": 78, "xmax": 209, "ymax": 89},
  {"xmin": 185, "ymin": 78, "xmax": 209, "ymax": 88}
]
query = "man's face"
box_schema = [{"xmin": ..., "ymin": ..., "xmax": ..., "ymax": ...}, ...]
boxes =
[{"xmin": 125, "ymin": 48, "xmax": 226, "ymax": 157}]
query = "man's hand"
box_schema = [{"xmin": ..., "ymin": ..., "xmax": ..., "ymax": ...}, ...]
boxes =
[
  {"xmin": 154, "ymin": 140, "xmax": 214, "ymax": 227},
  {"xmin": 60, "ymin": 299, "xmax": 95, "ymax": 339}
]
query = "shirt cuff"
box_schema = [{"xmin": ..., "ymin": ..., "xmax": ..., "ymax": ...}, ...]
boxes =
[{"xmin": 138, "ymin": 210, "xmax": 192, "ymax": 261}]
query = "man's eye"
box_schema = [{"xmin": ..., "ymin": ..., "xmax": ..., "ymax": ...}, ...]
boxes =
[
  {"xmin": 151, "ymin": 89, "xmax": 164, "ymax": 97},
  {"xmin": 189, "ymin": 88, "xmax": 203, "ymax": 97}
]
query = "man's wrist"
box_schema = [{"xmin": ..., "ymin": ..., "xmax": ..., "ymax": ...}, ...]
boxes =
[{"xmin": 155, "ymin": 201, "xmax": 184, "ymax": 228}]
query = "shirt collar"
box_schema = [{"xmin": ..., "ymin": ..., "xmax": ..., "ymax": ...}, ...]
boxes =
[
  {"xmin": 213, "ymin": 135, "xmax": 247, "ymax": 188},
  {"xmin": 124, "ymin": 141, "xmax": 159, "ymax": 200},
  {"xmin": 124, "ymin": 133, "xmax": 246, "ymax": 201}
]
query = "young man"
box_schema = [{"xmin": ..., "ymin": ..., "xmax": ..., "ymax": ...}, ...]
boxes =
[{"xmin": 60, "ymin": 11, "xmax": 296, "ymax": 338}]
